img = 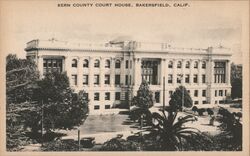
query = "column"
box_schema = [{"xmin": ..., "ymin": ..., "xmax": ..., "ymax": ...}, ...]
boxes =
[
  {"xmin": 173, "ymin": 59, "xmax": 177, "ymax": 86},
  {"xmin": 64, "ymin": 55, "xmax": 71, "ymax": 80},
  {"xmin": 134, "ymin": 58, "xmax": 142, "ymax": 87},
  {"xmin": 181, "ymin": 59, "xmax": 185, "ymax": 86},
  {"xmin": 37, "ymin": 56, "xmax": 43, "ymax": 78},
  {"xmin": 89, "ymin": 57, "xmax": 94, "ymax": 88},
  {"xmin": 227, "ymin": 60, "xmax": 231, "ymax": 85},
  {"xmin": 198, "ymin": 60, "xmax": 202, "ymax": 85},
  {"xmin": 120, "ymin": 58, "xmax": 125, "ymax": 85},
  {"xmin": 77, "ymin": 58, "xmax": 83, "ymax": 89},
  {"xmin": 110, "ymin": 58, "xmax": 115, "ymax": 87},
  {"xmin": 100, "ymin": 58, "xmax": 104, "ymax": 87},
  {"xmin": 160, "ymin": 59, "xmax": 166, "ymax": 104}
]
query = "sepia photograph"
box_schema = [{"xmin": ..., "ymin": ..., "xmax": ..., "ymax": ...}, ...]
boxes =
[{"xmin": 0, "ymin": 0, "xmax": 249, "ymax": 155}]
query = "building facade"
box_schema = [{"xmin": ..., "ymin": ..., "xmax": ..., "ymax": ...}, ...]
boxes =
[{"xmin": 25, "ymin": 39, "xmax": 232, "ymax": 114}]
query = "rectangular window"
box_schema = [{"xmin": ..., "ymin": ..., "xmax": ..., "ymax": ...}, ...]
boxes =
[
  {"xmin": 215, "ymin": 90, "xmax": 217, "ymax": 97},
  {"xmin": 155, "ymin": 92, "xmax": 160, "ymax": 103},
  {"xmin": 105, "ymin": 92, "xmax": 110, "ymax": 100},
  {"xmin": 71, "ymin": 75, "xmax": 77, "ymax": 86},
  {"xmin": 202, "ymin": 101, "xmax": 207, "ymax": 104},
  {"xmin": 219, "ymin": 90, "xmax": 223, "ymax": 96},
  {"xmin": 83, "ymin": 75, "xmax": 88, "ymax": 85},
  {"xmin": 105, "ymin": 105, "xmax": 111, "ymax": 109},
  {"xmin": 177, "ymin": 74, "xmax": 182, "ymax": 83},
  {"xmin": 126, "ymin": 60, "xmax": 129, "ymax": 69},
  {"xmin": 193, "ymin": 74, "xmax": 198, "ymax": 83},
  {"xmin": 225, "ymin": 90, "xmax": 227, "ymax": 96},
  {"xmin": 194, "ymin": 101, "xmax": 199, "ymax": 105},
  {"xmin": 168, "ymin": 74, "xmax": 173, "ymax": 83},
  {"xmin": 185, "ymin": 74, "xmax": 190, "ymax": 83},
  {"xmin": 130, "ymin": 60, "xmax": 132, "ymax": 69},
  {"xmin": 115, "ymin": 92, "xmax": 120, "ymax": 100},
  {"xmin": 94, "ymin": 105, "xmax": 100, "ymax": 110},
  {"xmin": 125, "ymin": 75, "xmax": 129, "ymax": 85},
  {"xmin": 202, "ymin": 75, "xmax": 206, "ymax": 83},
  {"xmin": 104, "ymin": 75, "xmax": 110, "ymax": 85},
  {"xmin": 169, "ymin": 91, "xmax": 173, "ymax": 98},
  {"xmin": 115, "ymin": 74, "xmax": 120, "ymax": 85},
  {"xmin": 94, "ymin": 75, "xmax": 100, "ymax": 85},
  {"xmin": 194, "ymin": 90, "xmax": 198, "ymax": 97},
  {"xmin": 94, "ymin": 93, "xmax": 100, "ymax": 101},
  {"xmin": 202, "ymin": 90, "xmax": 206, "ymax": 97}
]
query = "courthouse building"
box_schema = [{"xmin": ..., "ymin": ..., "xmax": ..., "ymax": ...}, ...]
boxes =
[{"xmin": 25, "ymin": 38, "xmax": 232, "ymax": 114}]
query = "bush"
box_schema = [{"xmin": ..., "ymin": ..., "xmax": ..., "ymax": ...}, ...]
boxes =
[
  {"xmin": 192, "ymin": 106, "xmax": 198, "ymax": 113},
  {"xmin": 207, "ymin": 108, "xmax": 214, "ymax": 116},
  {"xmin": 42, "ymin": 139, "xmax": 79, "ymax": 151},
  {"xmin": 197, "ymin": 108, "xmax": 206, "ymax": 116},
  {"xmin": 100, "ymin": 138, "xmax": 139, "ymax": 151}
]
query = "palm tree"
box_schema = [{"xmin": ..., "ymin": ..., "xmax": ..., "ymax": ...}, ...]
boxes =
[{"xmin": 148, "ymin": 108, "xmax": 207, "ymax": 151}]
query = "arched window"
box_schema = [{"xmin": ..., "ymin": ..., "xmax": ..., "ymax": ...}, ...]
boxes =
[
  {"xmin": 168, "ymin": 61, "xmax": 173, "ymax": 68},
  {"xmin": 194, "ymin": 61, "xmax": 198, "ymax": 68},
  {"xmin": 83, "ymin": 59, "xmax": 89, "ymax": 68},
  {"xmin": 115, "ymin": 60, "xmax": 121, "ymax": 68},
  {"xmin": 202, "ymin": 61, "xmax": 206, "ymax": 69},
  {"xmin": 185, "ymin": 61, "xmax": 190, "ymax": 68},
  {"xmin": 72, "ymin": 59, "xmax": 77, "ymax": 68},
  {"xmin": 177, "ymin": 61, "xmax": 182, "ymax": 68},
  {"xmin": 94, "ymin": 59, "xmax": 100, "ymax": 68},
  {"xmin": 105, "ymin": 59, "xmax": 110, "ymax": 68}
]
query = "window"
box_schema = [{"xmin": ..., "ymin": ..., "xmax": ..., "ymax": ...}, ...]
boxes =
[
  {"xmin": 214, "ymin": 62, "xmax": 226, "ymax": 83},
  {"xmin": 84, "ymin": 93, "xmax": 89, "ymax": 100},
  {"xmin": 219, "ymin": 90, "xmax": 223, "ymax": 96},
  {"xmin": 94, "ymin": 93, "xmax": 100, "ymax": 101},
  {"xmin": 105, "ymin": 92, "xmax": 110, "ymax": 100},
  {"xmin": 94, "ymin": 59, "xmax": 100, "ymax": 68},
  {"xmin": 72, "ymin": 59, "xmax": 77, "ymax": 68},
  {"xmin": 202, "ymin": 75, "xmax": 206, "ymax": 83},
  {"xmin": 105, "ymin": 105, "xmax": 111, "ymax": 109},
  {"xmin": 186, "ymin": 61, "xmax": 190, "ymax": 68},
  {"xmin": 177, "ymin": 61, "xmax": 182, "ymax": 68},
  {"xmin": 185, "ymin": 74, "xmax": 190, "ymax": 83},
  {"xmin": 168, "ymin": 61, "xmax": 173, "ymax": 68},
  {"xmin": 215, "ymin": 90, "xmax": 217, "ymax": 97},
  {"xmin": 187, "ymin": 90, "xmax": 190, "ymax": 94},
  {"xmin": 104, "ymin": 75, "xmax": 110, "ymax": 84},
  {"xmin": 202, "ymin": 61, "xmax": 206, "ymax": 69},
  {"xmin": 168, "ymin": 74, "xmax": 173, "ymax": 83},
  {"xmin": 169, "ymin": 91, "xmax": 173, "ymax": 98},
  {"xmin": 126, "ymin": 60, "xmax": 129, "ymax": 69},
  {"xmin": 194, "ymin": 90, "xmax": 198, "ymax": 97},
  {"xmin": 71, "ymin": 75, "xmax": 77, "ymax": 86},
  {"xmin": 194, "ymin": 61, "xmax": 198, "ymax": 68},
  {"xmin": 43, "ymin": 59, "xmax": 62, "ymax": 73},
  {"xmin": 202, "ymin": 101, "xmax": 207, "ymax": 104},
  {"xmin": 193, "ymin": 74, "xmax": 198, "ymax": 83},
  {"xmin": 155, "ymin": 92, "xmax": 160, "ymax": 103},
  {"xmin": 115, "ymin": 74, "xmax": 120, "ymax": 85},
  {"xmin": 105, "ymin": 59, "xmax": 110, "ymax": 68},
  {"xmin": 225, "ymin": 90, "xmax": 227, "ymax": 96},
  {"xmin": 177, "ymin": 74, "xmax": 183, "ymax": 83},
  {"xmin": 202, "ymin": 90, "xmax": 206, "ymax": 97},
  {"xmin": 83, "ymin": 59, "xmax": 89, "ymax": 68},
  {"xmin": 194, "ymin": 101, "xmax": 199, "ymax": 105},
  {"xmin": 94, "ymin": 75, "xmax": 100, "ymax": 85},
  {"xmin": 115, "ymin": 92, "xmax": 120, "ymax": 100},
  {"xmin": 94, "ymin": 105, "xmax": 100, "ymax": 110},
  {"xmin": 115, "ymin": 60, "xmax": 121, "ymax": 68},
  {"xmin": 130, "ymin": 60, "xmax": 132, "ymax": 69},
  {"xmin": 125, "ymin": 75, "xmax": 129, "ymax": 85},
  {"xmin": 83, "ymin": 75, "xmax": 88, "ymax": 85}
]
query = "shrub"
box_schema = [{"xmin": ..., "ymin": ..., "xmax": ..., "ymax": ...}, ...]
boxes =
[
  {"xmin": 100, "ymin": 138, "xmax": 139, "ymax": 151},
  {"xmin": 197, "ymin": 108, "xmax": 206, "ymax": 116},
  {"xmin": 207, "ymin": 108, "xmax": 214, "ymax": 116}
]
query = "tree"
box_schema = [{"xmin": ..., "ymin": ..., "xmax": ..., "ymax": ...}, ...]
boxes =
[
  {"xmin": 6, "ymin": 54, "xmax": 39, "ymax": 151},
  {"xmin": 24, "ymin": 72, "xmax": 89, "ymax": 134},
  {"xmin": 231, "ymin": 63, "xmax": 242, "ymax": 99},
  {"xmin": 169, "ymin": 86, "xmax": 193, "ymax": 111},
  {"xmin": 129, "ymin": 80, "xmax": 154, "ymax": 125}
]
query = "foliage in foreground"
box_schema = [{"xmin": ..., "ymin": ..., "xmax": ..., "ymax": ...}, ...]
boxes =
[
  {"xmin": 100, "ymin": 137, "xmax": 139, "ymax": 151},
  {"xmin": 42, "ymin": 139, "xmax": 79, "ymax": 151}
]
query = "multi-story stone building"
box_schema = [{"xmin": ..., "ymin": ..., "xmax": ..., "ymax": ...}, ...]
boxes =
[{"xmin": 25, "ymin": 38, "xmax": 232, "ymax": 114}]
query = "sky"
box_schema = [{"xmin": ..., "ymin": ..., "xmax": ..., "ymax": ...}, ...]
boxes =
[{"xmin": 1, "ymin": 1, "xmax": 249, "ymax": 64}]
